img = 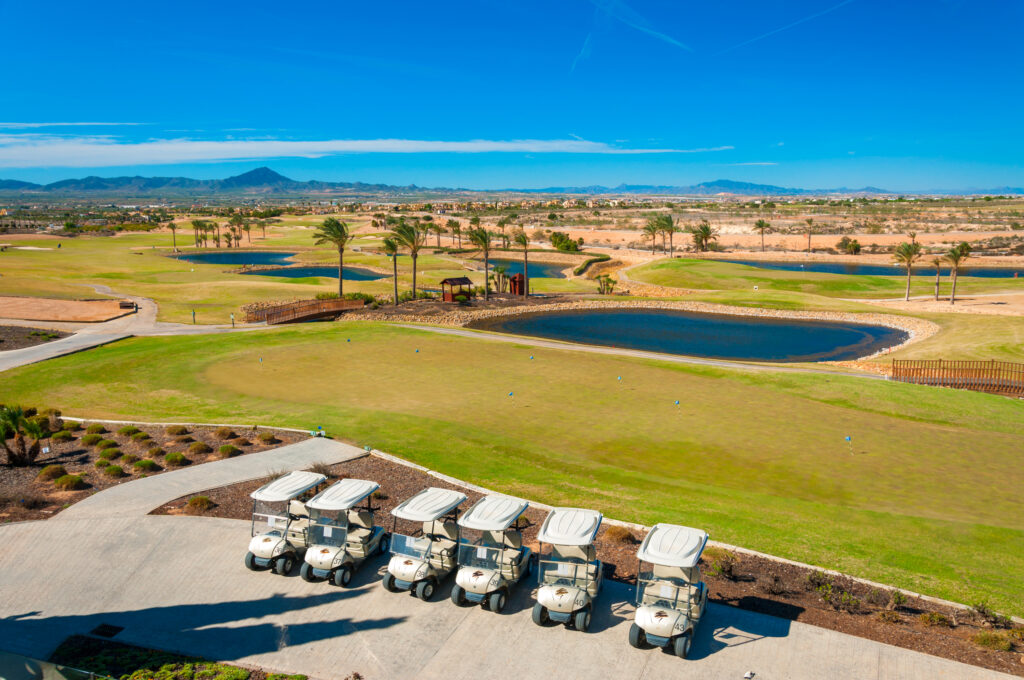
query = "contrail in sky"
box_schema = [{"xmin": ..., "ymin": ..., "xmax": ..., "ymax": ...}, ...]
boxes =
[{"xmin": 715, "ymin": 0, "xmax": 857, "ymax": 56}]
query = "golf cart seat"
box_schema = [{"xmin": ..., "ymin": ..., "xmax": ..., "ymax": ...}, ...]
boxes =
[
  {"xmin": 288, "ymin": 499, "xmax": 309, "ymax": 518},
  {"xmin": 346, "ymin": 510, "xmax": 374, "ymax": 543},
  {"xmin": 482, "ymin": 530, "xmax": 526, "ymax": 578},
  {"xmin": 552, "ymin": 544, "xmax": 601, "ymax": 595},
  {"xmin": 424, "ymin": 520, "xmax": 459, "ymax": 569},
  {"xmin": 644, "ymin": 565, "xmax": 704, "ymax": 616}
]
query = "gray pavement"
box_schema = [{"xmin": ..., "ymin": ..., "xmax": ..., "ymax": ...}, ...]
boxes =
[{"xmin": 0, "ymin": 443, "xmax": 1010, "ymax": 680}]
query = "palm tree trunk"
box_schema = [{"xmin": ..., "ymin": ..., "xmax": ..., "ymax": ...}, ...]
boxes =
[
  {"xmin": 171, "ymin": 230, "xmax": 177, "ymax": 252},
  {"xmin": 392, "ymin": 257, "xmax": 398, "ymax": 306},
  {"xmin": 669, "ymin": 233, "xmax": 674, "ymax": 258},
  {"xmin": 807, "ymin": 231, "xmax": 811, "ymax": 252},
  {"xmin": 216, "ymin": 224, "xmax": 221, "ymax": 247},
  {"xmin": 905, "ymin": 267, "xmax": 912, "ymax": 301},
  {"xmin": 950, "ymin": 269, "xmax": 958, "ymax": 305},
  {"xmin": 934, "ymin": 270, "xmax": 940, "ymax": 301},
  {"xmin": 523, "ymin": 249, "xmax": 529, "ymax": 298},
  {"xmin": 411, "ymin": 253, "xmax": 418, "ymax": 300},
  {"xmin": 761, "ymin": 231, "xmax": 765, "ymax": 252},
  {"xmin": 337, "ymin": 247, "xmax": 344, "ymax": 296},
  {"xmin": 484, "ymin": 253, "xmax": 490, "ymax": 300}
]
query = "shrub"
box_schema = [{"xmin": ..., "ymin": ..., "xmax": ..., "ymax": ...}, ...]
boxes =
[
  {"xmin": 603, "ymin": 525, "xmax": 636, "ymax": 544},
  {"xmin": 133, "ymin": 459, "xmax": 158, "ymax": 472},
  {"xmin": 308, "ymin": 461, "xmax": 335, "ymax": 479},
  {"xmin": 95, "ymin": 439, "xmax": 118, "ymax": 451},
  {"xmin": 85, "ymin": 424, "xmax": 106, "ymax": 434},
  {"xmin": 165, "ymin": 425, "xmax": 189, "ymax": 436},
  {"xmin": 257, "ymin": 432, "xmax": 278, "ymax": 444},
  {"xmin": 94, "ymin": 459, "xmax": 109, "ymax": 468},
  {"xmin": 103, "ymin": 465, "xmax": 126, "ymax": 478},
  {"xmin": 38, "ymin": 464, "xmax": 68, "ymax": 480},
  {"xmin": 1007, "ymin": 628, "xmax": 1024, "ymax": 643},
  {"xmin": 231, "ymin": 437, "xmax": 251, "ymax": 447},
  {"xmin": 117, "ymin": 425, "xmax": 140, "ymax": 436},
  {"xmin": 866, "ymin": 588, "xmax": 889, "ymax": 607},
  {"xmin": 703, "ymin": 547, "xmax": 738, "ymax": 580},
  {"xmin": 131, "ymin": 431, "xmax": 151, "ymax": 442},
  {"xmin": 805, "ymin": 570, "xmax": 830, "ymax": 590},
  {"xmin": 315, "ymin": 292, "xmax": 340, "ymax": 300},
  {"xmin": 838, "ymin": 591, "xmax": 861, "ymax": 613},
  {"xmin": 918, "ymin": 612, "xmax": 952, "ymax": 627},
  {"xmin": 218, "ymin": 444, "xmax": 241, "ymax": 458},
  {"xmin": 54, "ymin": 474, "xmax": 85, "ymax": 491},
  {"xmin": 51, "ymin": 430, "xmax": 74, "ymax": 443},
  {"xmin": 214, "ymin": 427, "xmax": 235, "ymax": 440},
  {"xmin": 175, "ymin": 435, "xmax": 194, "ymax": 444},
  {"xmin": 65, "ymin": 421, "xmax": 82, "ymax": 431},
  {"xmin": 120, "ymin": 453, "xmax": 139, "ymax": 464},
  {"xmin": 877, "ymin": 611, "xmax": 902, "ymax": 624},
  {"xmin": 972, "ymin": 631, "xmax": 1012, "ymax": 652},
  {"xmin": 147, "ymin": 446, "xmax": 165, "ymax": 458},
  {"xmin": 759, "ymin": 573, "xmax": 785, "ymax": 596},
  {"xmin": 81, "ymin": 434, "xmax": 103, "ymax": 446},
  {"xmin": 164, "ymin": 452, "xmax": 188, "ymax": 466},
  {"xmin": 29, "ymin": 414, "xmax": 52, "ymax": 434},
  {"xmin": 185, "ymin": 495, "xmax": 214, "ymax": 514},
  {"xmin": 99, "ymin": 448, "xmax": 121, "ymax": 460},
  {"xmin": 189, "ymin": 441, "xmax": 212, "ymax": 455},
  {"xmin": 889, "ymin": 590, "xmax": 908, "ymax": 611},
  {"xmin": 371, "ymin": 489, "xmax": 388, "ymax": 501}
]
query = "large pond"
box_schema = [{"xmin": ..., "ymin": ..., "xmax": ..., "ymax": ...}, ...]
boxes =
[
  {"xmin": 240, "ymin": 266, "xmax": 385, "ymax": 281},
  {"xmin": 175, "ymin": 250, "xmax": 385, "ymax": 280},
  {"xmin": 722, "ymin": 259, "xmax": 1023, "ymax": 279},
  {"xmin": 469, "ymin": 308, "xmax": 909, "ymax": 362},
  {"xmin": 477, "ymin": 259, "xmax": 568, "ymax": 279},
  {"xmin": 176, "ymin": 251, "xmax": 296, "ymax": 266}
]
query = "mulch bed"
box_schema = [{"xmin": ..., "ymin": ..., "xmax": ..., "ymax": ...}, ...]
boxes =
[
  {"xmin": 0, "ymin": 418, "xmax": 305, "ymax": 523},
  {"xmin": 0, "ymin": 325, "xmax": 69, "ymax": 350},
  {"xmin": 153, "ymin": 452, "xmax": 1024, "ymax": 676}
]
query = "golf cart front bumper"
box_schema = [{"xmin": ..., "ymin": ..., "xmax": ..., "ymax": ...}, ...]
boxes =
[
  {"xmin": 643, "ymin": 633, "xmax": 672, "ymax": 648},
  {"xmin": 251, "ymin": 556, "xmax": 274, "ymax": 568}
]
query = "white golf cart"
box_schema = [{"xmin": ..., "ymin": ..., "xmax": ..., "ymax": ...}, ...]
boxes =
[
  {"xmin": 382, "ymin": 487, "xmax": 467, "ymax": 601},
  {"xmin": 300, "ymin": 478, "xmax": 390, "ymax": 587},
  {"xmin": 532, "ymin": 507, "xmax": 603, "ymax": 632},
  {"xmin": 628, "ymin": 523, "xmax": 709, "ymax": 659},
  {"xmin": 244, "ymin": 470, "xmax": 327, "ymax": 575},
  {"xmin": 451, "ymin": 494, "xmax": 532, "ymax": 613}
]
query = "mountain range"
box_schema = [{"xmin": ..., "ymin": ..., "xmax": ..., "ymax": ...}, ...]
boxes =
[{"xmin": 0, "ymin": 167, "xmax": 1021, "ymax": 198}]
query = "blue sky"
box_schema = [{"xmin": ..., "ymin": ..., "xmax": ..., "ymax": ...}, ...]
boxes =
[{"xmin": 1, "ymin": 0, "xmax": 1022, "ymax": 190}]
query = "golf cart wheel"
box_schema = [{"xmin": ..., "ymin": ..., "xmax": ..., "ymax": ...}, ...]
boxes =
[
  {"xmin": 674, "ymin": 631, "xmax": 692, "ymax": 659},
  {"xmin": 382, "ymin": 572, "xmax": 398, "ymax": 592},
  {"xmin": 300, "ymin": 562, "xmax": 316, "ymax": 582},
  {"xmin": 628, "ymin": 623, "xmax": 648, "ymax": 649},
  {"xmin": 415, "ymin": 579, "xmax": 436, "ymax": 601},
  {"xmin": 244, "ymin": 552, "xmax": 259, "ymax": 571},
  {"xmin": 532, "ymin": 603, "xmax": 549, "ymax": 626},
  {"xmin": 378, "ymin": 533, "xmax": 390, "ymax": 556},
  {"xmin": 450, "ymin": 584, "xmax": 467, "ymax": 606},
  {"xmin": 333, "ymin": 565, "xmax": 353, "ymax": 588},
  {"xmin": 273, "ymin": 555, "xmax": 294, "ymax": 576},
  {"xmin": 488, "ymin": 590, "xmax": 507, "ymax": 613},
  {"xmin": 574, "ymin": 606, "xmax": 592, "ymax": 632}
]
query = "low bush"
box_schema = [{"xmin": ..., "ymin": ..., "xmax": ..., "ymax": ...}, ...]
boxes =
[
  {"xmin": 866, "ymin": 588, "xmax": 889, "ymax": 607},
  {"xmin": 29, "ymin": 414, "xmax": 52, "ymax": 434},
  {"xmin": 214, "ymin": 427, "xmax": 235, "ymax": 440},
  {"xmin": 99, "ymin": 448, "xmax": 121, "ymax": 460},
  {"xmin": 65, "ymin": 420, "xmax": 82, "ymax": 431},
  {"xmin": 218, "ymin": 444, "xmax": 241, "ymax": 458},
  {"xmin": 94, "ymin": 459, "xmax": 109, "ymax": 468},
  {"xmin": 54, "ymin": 474, "xmax": 85, "ymax": 491},
  {"xmin": 120, "ymin": 453, "xmax": 139, "ymax": 464},
  {"xmin": 185, "ymin": 495, "xmax": 214, "ymax": 514},
  {"xmin": 257, "ymin": 432, "xmax": 278, "ymax": 444},
  {"xmin": 877, "ymin": 611, "xmax": 902, "ymax": 624},
  {"xmin": 81, "ymin": 434, "xmax": 103, "ymax": 446},
  {"xmin": 371, "ymin": 489, "xmax": 388, "ymax": 501},
  {"xmin": 117, "ymin": 425, "xmax": 140, "ymax": 436},
  {"xmin": 602, "ymin": 525, "xmax": 636, "ymax": 544},
  {"xmin": 308, "ymin": 461, "xmax": 335, "ymax": 479},
  {"xmin": 51, "ymin": 430, "xmax": 75, "ymax": 443},
  {"xmin": 85, "ymin": 424, "xmax": 106, "ymax": 434},
  {"xmin": 231, "ymin": 437, "xmax": 251, "ymax": 447},
  {"xmin": 805, "ymin": 570, "xmax": 831, "ymax": 590},
  {"xmin": 189, "ymin": 441, "xmax": 212, "ymax": 455},
  {"xmin": 972, "ymin": 631, "xmax": 1012, "ymax": 652},
  {"xmin": 573, "ymin": 253, "xmax": 611, "ymax": 276},
  {"xmin": 889, "ymin": 590, "xmax": 908, "ymax": 611},
  {"xmin": 759, "ymin": 573, "xmax": 785, "ymax": 595},
  {"xmin": 133, "ymin": 459, "xmax": 158, "ymax": 472},
  {"xmin": 703, "ymin": 547, "xmax": 738, "ymax": 580},
  {"xmin": 1007, "ymin": 628, "xmax": 1024, "ymax": 642},
  {"xmin": 131, "ymin": 431, "xmax": 151, "ymax": 442},
  {"xmin": 103, "ymin": 465, "xmax": 125, "ymax": 478},
  {"xmin": 164, "ymin": 452, "xmax": 188, "ymax": 466},
  {"xmin": 147, "ymin": 447, "xmax": 165, "ymax": 458},
  {"xmin": 95, "ymin": 439, "xmax": 118, "ymax": 451},
  {"xmin": 37, "ymin": 464, "xmax": 67, "ymax": 481},
  {"xmin": 165, "ymin": 425, "xmax": 189, "ymax": 436},
  {"xmin": 174, "ymin": 435, "xmax": 194, "ymax": 444},
  {"xmin": 918, "ymin": 612, "xmax": 952, "ymax": 627}
]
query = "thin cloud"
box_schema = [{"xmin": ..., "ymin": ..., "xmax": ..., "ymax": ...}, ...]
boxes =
[
  {"xmin": 0, "ymin": 135, "xmax": 733, "ymax": 168},
  {"xmin": 589, "ymin": 0, "xmax": 692, "ymax": 52},
  {"xmin": 728, "ymin": 162, "xmax": 778, "ymax": 166},
  {"xmin": 570, "ymin": 31, "xmax": 593, "ymax": 73},
  {"xmin": 0, "ymin": 122, "xmax": 142, "ymax": 129},
  {"xmin": 715, "ymin": 0, "xmax": 856, "ymax": 56}
]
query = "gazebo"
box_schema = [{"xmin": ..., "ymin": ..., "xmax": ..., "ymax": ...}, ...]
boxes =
[{"xmin": 440, "ymin": 276, "xmax": 474, "ymax": 302}]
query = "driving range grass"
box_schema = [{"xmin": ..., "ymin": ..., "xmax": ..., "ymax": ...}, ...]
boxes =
[{"xmin": 2, "ymin": 321, "xmax": 1021, "ymax": 614}]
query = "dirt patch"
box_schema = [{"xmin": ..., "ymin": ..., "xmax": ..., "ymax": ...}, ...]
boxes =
[
  {"xmin": 152, "ymin": 452, "xmax": 1023, "ymax": 676},
  {"xmin": 0, "ymin": 325, "xmax": 69, "ymax": 350},
  {"xmin": 860, "ymin": 292, "xmax": 1024, "ymax": 316},
  {"xmin": 0, "ymin": 296, "xmax": 132, "ymax": 322},
  {"xmin": 0, "ymin": 419, "xmax": 306, "ymax": 523}
]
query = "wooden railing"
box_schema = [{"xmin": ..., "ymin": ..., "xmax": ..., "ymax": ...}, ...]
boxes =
[
  {"xmin": 891, "ymin": 359, "xmax": 1024, "ymax": 397},
  {"xmin": 260, "ymin": 298, "xmax": 364, "ymax": 325}
]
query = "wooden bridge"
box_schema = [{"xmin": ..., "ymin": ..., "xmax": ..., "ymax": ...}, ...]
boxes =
[
  {"xmin": 248, "ymin": 298, "xmax": 365, "ymax": 325},
  {"xmin": 891, "ymin": 359, "xmax": 1024, "ymax": 397}
]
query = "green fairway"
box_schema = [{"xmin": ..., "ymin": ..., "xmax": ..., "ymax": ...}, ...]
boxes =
[{"xmin": 3, "ymin": 322, "xmax": 1021, "ymax": 614}]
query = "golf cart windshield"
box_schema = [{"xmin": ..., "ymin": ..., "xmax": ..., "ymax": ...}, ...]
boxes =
[
  {"xmin": 458, "ymin": 542, "xmax": 502, "ymax": 570},
  {"xmin": 391, "ymin": 533, "xmax": 432, "ymax": 561},
  {"xmin": 252, "ymin": 499, "xmax": 290, "ymax": 536},
  {"xmin": 538, "ymin": 556, "xmax": 596, "ymax": 589},
  {"xmin": 308, "ymin": 510, "xmax": 348, "ymax": 547},
  {"xmin": 636, "ymin": 569, "xmax": 692, "ymax": 609}
]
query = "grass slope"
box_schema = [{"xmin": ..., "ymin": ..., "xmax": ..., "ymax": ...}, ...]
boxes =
[{"xmin": 3, "ymin": 322, "xmax": 1021, "ymax": 614}]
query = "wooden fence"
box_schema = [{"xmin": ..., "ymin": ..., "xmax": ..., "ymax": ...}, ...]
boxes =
[
  {"xmin": 253, "ymin": 298, "xmax": 364, "ymax": 325},
  {"xmin": 891, "ymin": 359, "xmax": 1024, "ymax": 397}
]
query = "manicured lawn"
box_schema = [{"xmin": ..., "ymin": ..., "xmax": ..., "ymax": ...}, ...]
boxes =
[{"xmin": 4, "ymin": 322, "xmax": 1022, "ymax": 614}]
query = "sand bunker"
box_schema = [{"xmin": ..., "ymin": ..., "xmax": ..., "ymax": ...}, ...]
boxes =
[{"xmin": 0, "ymin": 297, "xmax": 131, "ymax": 322}]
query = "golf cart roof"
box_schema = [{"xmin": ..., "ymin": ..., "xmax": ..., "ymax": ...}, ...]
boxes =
[
  {"xmin": 250, "ymin": 470, "xmax": 326, "ymax": 502},
  {"xmin": 537, "ymin": 507, "xmax": 603, "ymax": 546},
  {"xmin": 306, "ymin": 478, "xmax": 380, "ymax": 511},
  {"xmin": 637, "ymin": 523, "xmax": 709, "ymax": 568},
  {"xmin": 391, "ymin": 487, "xmax": 467, "ymax": 522},
  {"xmin": 458, "ymin": 494, "xmax": 529, "ymax": 531}
]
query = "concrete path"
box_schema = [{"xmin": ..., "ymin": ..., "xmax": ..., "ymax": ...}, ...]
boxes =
[{"xmin": 0, "ymin": 449, "xmax": 1010, "ymax": 680}]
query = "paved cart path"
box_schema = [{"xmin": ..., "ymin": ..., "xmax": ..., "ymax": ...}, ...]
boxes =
[{"xmin": 0, "ymin": 445, "xmax": 1011, "ymax": 680}]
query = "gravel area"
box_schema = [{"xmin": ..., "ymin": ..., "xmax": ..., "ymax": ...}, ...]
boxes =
[
  {"xmin": 153, "ymin": 452, "xmax": 1023, "ymax": 676},
  {"xmin": 0, "ymin": 325, "xmax": 69, "ymax": 350}
]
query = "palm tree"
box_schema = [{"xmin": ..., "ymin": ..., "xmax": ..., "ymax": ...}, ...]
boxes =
[
  {"xmin": 805, "ymin": 218, "xmax": 814, "ymax": 252},
  {"xmin": 214, "ymin": 221, "xmax": 222, "ymax": 248},
  {"xmin": 391, "ymin": 220, "xmax": 426, "ymax": 300},
  {"xmin": 944, "ymin": 242, "xmax": 971, "ymax": 305},
  {"xmin": 430, "ymin": 223, "xmax": 445, "ymax": 248},
  {"xmin": 892, "ymin": 241, "xmax": 923, "ymax": 301},
  {"xmin": 690, "ymin": 220, "xmax": 718, "ymax": 252},
  {"xmin": 657, "ymin": 214, "xmax": 681, "ymax": 257},
  {"xmin": 190, "ymin": 219, "xmax": 205, "ymax": 247},
  {"xmin": 931, "ymin": 257, "xmax": 943, "ymax": 301},
  {"xmin": 168, "ymin": 222, "xmax": 179, "ymax": 252},
  {"xmin": 468, "ymin": 227, "xmax": 493, "ymax": 300},
  {"xmin": 257, "ymin": 219, "xmax": 268, "ymax": 239},
  {"xmin": 382, "ymin": 236, "xmax": 400, "ymax": 306},
  {"xmin": 514, "ymin": 230, "xmax": 530, "ymax": 298},
  {"xmin": 753, "ymin": 219, "xmax": 771, "ymax": 252},
  {"xmin": 446, "ymin": 219, "xmax": 461, "ymax": 247},
  {"xmin": 0, "ymin": 405, "xmax": 46, "ymax": 466},
  {"xmin": 643, "ymin": 219, "xmax": 660, "ymax": 254},
  {"xmin": 243, "ymin": 222, "xmax": 252, "ymax": 243},
  {"xmin": 313, "ymin": 217, "xmax": 356, "ymax": 296}
]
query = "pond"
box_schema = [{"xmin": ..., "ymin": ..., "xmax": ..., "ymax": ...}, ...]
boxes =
[
  {"xmin": 469, "ymin": 308, "xmax": 908, "ymax": 362},
  {"xmin": 174, "ymin": 250, "xmax": 385, "ymax": 280},
  {"xmin": 721, "ymin": 259, "xmax": 1023, "ymax": 279},
  {"xmin": 240, "ymin": 266, "xmax": 385, "ymax": 281},
  {"xmin": 176, "ymin": 251, "xmax": 297, "ymax": 266},
  {"xmin": 477, "ymin": 259, "xmax": 568, "ymax": 279}
]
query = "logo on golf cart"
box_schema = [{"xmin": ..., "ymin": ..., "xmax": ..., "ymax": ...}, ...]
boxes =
[
  {"xmin": 403, "ymin": 559, "xmax": 414, "ymax": 566},
  {"xmin": 472, "ymin": 570, "xmax": 485, "ymax": 579},
  {"xmin": 654, "ymin": 610, "xmax": 669, "ymax": 619},
  {"xmin": 320, "ymin": 548, "xmax": 330, "ymax": 554},
  {"xmin": 555, "ymin": 587, "xmax": 569, "ymax": 596},
  {"xmin": 262, "ymin": 537, "xmax": 272, "ymax": 543}
]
